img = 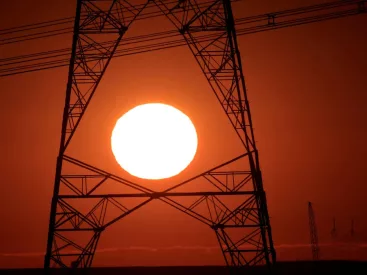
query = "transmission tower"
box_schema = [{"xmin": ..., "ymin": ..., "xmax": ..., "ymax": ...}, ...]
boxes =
[
  {"xmin": 331, "ymin": 217, "xmax": 337, "ymax": 239},
  {"xmin": 44, "ymin": 0, "xmax": 276, "ymax": 270},
  {"xmin": 308, "ymin": 202, "xmax": 320, "ymax": 261},
  {"xmin": 351, "ymin": 219, "xmax": 355, "ymax": 237}
]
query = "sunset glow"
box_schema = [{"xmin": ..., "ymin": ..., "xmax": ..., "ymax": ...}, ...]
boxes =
[{"xmin": 111, "ymin": 103, "xmax": 198, "ymax": 180}]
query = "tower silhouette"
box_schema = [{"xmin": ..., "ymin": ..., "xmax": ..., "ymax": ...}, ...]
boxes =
[
  {"xmin": 44, "ymin": 0, "xmax": 276, "ymax": 270},
  {"xmin": 308, "ymin": 202, "xmax": 320, "ymax": 261},
  {"xmin": 331, "ymin": 217, "xmax": 337, "ymax": 239},
  {"xmin": 41, "ymin": 0, "xmax": 367, "ymax": 270},
  {"xmin": 351, "ymin": 219, "xmax": 355, "ymax": 237}
]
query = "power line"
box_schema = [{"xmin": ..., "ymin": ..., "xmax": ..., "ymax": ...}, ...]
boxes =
[
  {"xmin": 0, "ymin": 0, "xmax": 219, "ymax": 45},
  {"xmin": 0, "ymin": 0, "xmax": 365, "ymax": 77},
  {"xmin": 0, "ymin": 0, "xmax": 359, "ymax": 44},
  {"xmin": 0, "ymin": 0, "xmax": 181, "ymax": 34},
  {"xmin": 0, "ymin": 17, "xmax": 74, "ymax": 35}
]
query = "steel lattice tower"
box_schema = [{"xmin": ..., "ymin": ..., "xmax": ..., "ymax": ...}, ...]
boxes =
[
  {"xmin": 308, "ymin": 202, "xmax": 320, "ymax": 261},
  {"xmin": 44, "ymin": 0, "xmax": 276, "ymax": 270},
  {"xmin": 331, "ymin": 217, "xmax": 337, "ymax": 239},
  {"xmin": 351, "ymin": 219, "xmax": 355, "ymax": 237}
]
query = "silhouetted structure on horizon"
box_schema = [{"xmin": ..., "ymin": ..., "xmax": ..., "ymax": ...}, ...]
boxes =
[
  {"xmin": 351, "ymin": 219, "xmax": 355, "ymax": 238},
  {"xmin": 308, "ymin": 202, "xmax": 320, "ymax": 261},
  {"xmin": 331, "ymin": 217, "xmax": 337, "ymax": 239}
]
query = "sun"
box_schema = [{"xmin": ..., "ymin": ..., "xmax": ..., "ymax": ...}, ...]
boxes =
[{"xmin": 111, "ymin": 103, "xmax": 198, "ymax": 180}]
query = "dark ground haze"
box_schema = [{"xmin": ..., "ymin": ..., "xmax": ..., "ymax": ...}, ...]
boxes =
[{"xmin": 2, "ymin": 261, "xmax": 367, "ymax": 275}]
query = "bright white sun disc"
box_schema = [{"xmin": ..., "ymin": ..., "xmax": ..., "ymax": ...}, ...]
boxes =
[{"xmin": 111, "ymin": 103, "xmax": 198, "ymax": 180}]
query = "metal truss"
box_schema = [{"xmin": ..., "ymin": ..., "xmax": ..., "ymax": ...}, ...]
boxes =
[{"xmin": 44, "ymin": 0, "xmax": 275, "ymax": 270}]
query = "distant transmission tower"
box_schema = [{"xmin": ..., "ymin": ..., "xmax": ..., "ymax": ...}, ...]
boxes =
[
  {"xmin": 351, "ymin": 219, "xmax": 355, "ymax": 237},
  {"xmin": 331, "ymin": 217, "xmax": 337, "ymax": 239},
  {"xmin": 308, "ymin": 202, "xmax": 320, "ymax": 261}
]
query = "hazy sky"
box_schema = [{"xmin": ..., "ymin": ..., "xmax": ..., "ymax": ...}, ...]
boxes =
[{"xmin": 0, "ymin": 0, "xmax": 366, "ymax": 268}]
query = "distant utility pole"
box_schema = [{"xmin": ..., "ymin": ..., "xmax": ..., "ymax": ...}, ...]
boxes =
[
  {"xmin": 331, "ymin": 217, "xmax": 337, "ymax": 239},
  {"xmin": 308, "ymin": 202, "xmax": 320, "ymax": 261},
  {"xmin": 351, "ymin": 219, "xmax": 355, "ymax": 237}
]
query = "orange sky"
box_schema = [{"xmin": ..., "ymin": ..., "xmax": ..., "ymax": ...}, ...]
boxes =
[{"xmin": 0, "ymin": 0, "xmax": 367, "ymax": 269}]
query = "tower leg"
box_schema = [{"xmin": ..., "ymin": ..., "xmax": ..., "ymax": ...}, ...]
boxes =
[
  {"xmin": 44, "ymin": 0, "xmax": 148, "ymax": 269},
  {"xmin": 156, "ymin": 0, "xmax": 276, "ymax": 267}
]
